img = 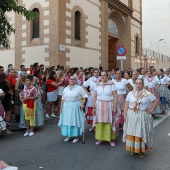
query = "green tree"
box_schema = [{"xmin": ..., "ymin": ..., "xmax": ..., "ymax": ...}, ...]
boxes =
[{"xmin": 0, "ymin": 0, "xmax": 35, "ymax": 49}]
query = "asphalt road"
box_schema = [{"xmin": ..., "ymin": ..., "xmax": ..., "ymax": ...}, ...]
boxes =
[{"xmin": 0, "ymin": 113, "xmax": 170, "ymax": 170}]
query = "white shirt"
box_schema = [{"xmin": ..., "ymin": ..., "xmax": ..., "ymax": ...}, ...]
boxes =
[
  {"xmin": 144, "ymin": 77, "xmax": 160, "ymax": 88},
  {"xmin": 95, "ymin": 82, "xmax": 116, "ymax": 101},
  {"xmin": 112, "ymin": 78, "xmax": 128, "ymax": 95},
  {"xmin": 126, "ymin": 91, "xmax": 156, "ymax": 110},
  {"xmin": 83, "ymin": 76, "xmax": 100, "ymax": 92},
  {"xmin": 155, "ymin": 75, "xmax": 170, "ymax": 85},
  {"xmin": 62, "ymin": 85, "xmax": 88, "ymax": 101}
]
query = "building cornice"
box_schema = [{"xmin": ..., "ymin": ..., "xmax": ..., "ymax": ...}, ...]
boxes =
[{"xmin": 106, "ymin": 0, "xmax": 134, "ymax": 16}]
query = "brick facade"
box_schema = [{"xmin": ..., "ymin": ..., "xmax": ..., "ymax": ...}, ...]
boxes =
[{"xmin": 0, "ymin": 0, "xmax": 143, "ymax": 71}]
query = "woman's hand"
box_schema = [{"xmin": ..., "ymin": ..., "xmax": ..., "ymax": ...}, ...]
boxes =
[
  {"xmin": 0, "ymin": 92, "xmax": 4, "ymax": 97},
  {"xmin": 59, "ymin": 108, "xmax": 62, "ymax": 114},
  {"xmin": 146, "ymin": 109, "xmax": 153, "ymax": 114},
  {"xmin": 80, "ymin": 104, "xmax": 85, "ymax": 110},
  {"xmin": 87, "ymin": 92, "xmax": 91, "ymax": 96},
  {"xmin": 92, "ymin": 108, "xmax": 96, "ymax": 115},
  {"xmin": 113, "ymin": 107, "xmax": 117, "ymax": 114},
  {"xmin": 24, "ymin": 97, "xmax": 29, "ymax": 101},
  {"xmin": 124, "ymin": 114, "xmax": 127, "ymax": 122}
]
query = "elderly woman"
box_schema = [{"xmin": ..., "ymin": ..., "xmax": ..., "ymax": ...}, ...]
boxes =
[
  {"xmin": 92, "ymin": 71, "xmax": 119, "ymax": 147},
  {"xmin": 123, "ymin": 79, "xmax": 158, "ymax": 158},
  {"xmin": 58, "ymin": 76, "xmax": 88, "ymax": 143},
  {"xmin": 15, "ymin": 72, "xmax": 26, "ymax": 121}
]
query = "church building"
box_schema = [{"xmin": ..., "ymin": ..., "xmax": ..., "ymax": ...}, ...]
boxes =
[{"xmin": 0, "ymin": 0, "xmax": 142, "ymax": 70}]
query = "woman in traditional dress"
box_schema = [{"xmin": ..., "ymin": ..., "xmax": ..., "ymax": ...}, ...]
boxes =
[
  {"xmin": 83, "ymin": 68, "xmax": 100, "ymax": 131},
  {"xmin": 58, "ymin": 76, "xmax": 88, "ymax": 143},
  {"xmin": 92, "ymin": 71, "xmax": 119, "ymax": 147},
  {"xmin": 15, "ymin": 72, "xmax": 26, "ymax": 122},
  {"xmin": 144, "ymin": 71, "xmax": 163, "ymax": 114},
  {"xmin": 32, "ymin": 76, "xmax": 44, "ymax": 127},
  {"xmin": 124, "ymin": 71, "xmax": 131, "ymax": 80},
  {"xmin": 123, "ymin": 79, "xmax": 158, "ymax": 158},
  {"xmin": 155, "ymin": 69, "xmax": 170, "ymax": 111},
  {"xmin": 77, "ymin": 71, "xmax": 84, "ymax": 86},
  {"xmin": 112, "ymin": 69, "xmax": 133, "ymax": 127},
  {"xmin": 128, "ymin": 71, "xmax": 138, "ymax": 89}
]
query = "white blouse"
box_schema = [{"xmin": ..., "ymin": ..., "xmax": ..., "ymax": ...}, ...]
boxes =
[
  {"xmin": 126, "ymin": 91, "xmax": 156, "ymax": 110},
  {"xmin": 95, "ymin": 83, "xmax": 116, "ymax": 101},
  {"xmin": 62, "ymin": 85, "xmax": 88, "ymax": 101},
  {"xmin": 83, "ymin": 76, "xmax": 100, "ymax": 92},
  {"xmin": 144, "ymin": 77, "xmax": 160, "ymax": 88},
  {"xmin": 155, "ymin": 75, "xmax": 170, "ymax": 85},
  {"xmin": 112, "ymin": 78, "xmax": 128, "ymax": 95}
]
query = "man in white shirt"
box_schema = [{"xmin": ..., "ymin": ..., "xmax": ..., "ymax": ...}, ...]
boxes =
[{"xmin": 18, "ymin": 65, "xmax": 25, "ymax": 76}]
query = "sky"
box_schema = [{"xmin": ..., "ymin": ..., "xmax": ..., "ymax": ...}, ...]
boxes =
[{"xmin": 142, "ymin": 0, "xmax": 170, "ymax": 56}]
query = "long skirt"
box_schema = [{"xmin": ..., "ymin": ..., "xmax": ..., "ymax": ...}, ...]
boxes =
[
  {"xmin": 86, "ymin": 107, "xmax": 93, "ymax": 125},
  {"xmin": 117, "ymin": 94, "xmax": 126, "ymax": 124},
  {"xmin": 95, "ymin": 123, "xmax": 116, "ymax": 141},
  {"xmin": 157, "ymin": 85, "xmax": 170, "ymax": 111},
  {"xmin": 58, "ymin": 101, "xmax": 84, "ymax": 137},
  {"xmin": 85, "ymin": 91, "xmax": 95, "ymax": 125},
  {"xmin": 123, "ymin": 109, "xmax": 153, "ymax": 153},
  {"xmin": 148, "ymin": 88, "xmax": 163, "ymax": 114},
  {"xmin": 19, "ymin": 100, "xmax": 44, "ymax": 128},
  {"xmin": 93, "ymin": 100, "xmax": 120, "ymax": 137}
]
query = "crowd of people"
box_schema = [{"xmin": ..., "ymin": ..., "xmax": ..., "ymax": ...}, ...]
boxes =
[{"xmin": 0, "ymin": 63, "xmax": 170, "ymax": 158}]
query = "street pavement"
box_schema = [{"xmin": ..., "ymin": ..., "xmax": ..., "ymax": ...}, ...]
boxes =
[{"xmin": 0, "ymin": 112, "xmax": 170, "ymax": 170}]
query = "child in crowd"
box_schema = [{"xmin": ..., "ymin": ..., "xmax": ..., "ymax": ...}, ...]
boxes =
[{"xmin": 21, "ymin": 75, "xmax": 38, "ymax": 137}]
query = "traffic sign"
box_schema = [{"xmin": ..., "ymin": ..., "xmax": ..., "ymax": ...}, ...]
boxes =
[
  {"xmin": 117, "ymin": 56, "xmax": 126, "ymax": 60},
  {"xmin": 116, "ymin": 46, "xmax": 126, "ymax": 56}
]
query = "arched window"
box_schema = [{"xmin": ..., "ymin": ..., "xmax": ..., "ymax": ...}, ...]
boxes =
[
  {"xmin": 136, "ymin": 36, "xmax": 139, "ymax": 54},
  {"xmin": 32, "ymin": 8, "xmax": 40, "ymax": 38},
  {"xmin": 75, "ymin": 11, "xmax": 81, "ymax": 40},
  {"xmin": 108, "ymin": 19, "xmax": 118, "ymax": 35}
]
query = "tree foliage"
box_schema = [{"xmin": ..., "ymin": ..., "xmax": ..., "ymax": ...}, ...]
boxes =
[{"xmin": 0, "ymin": 0, "xmax": 35, "ymax": 49}]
